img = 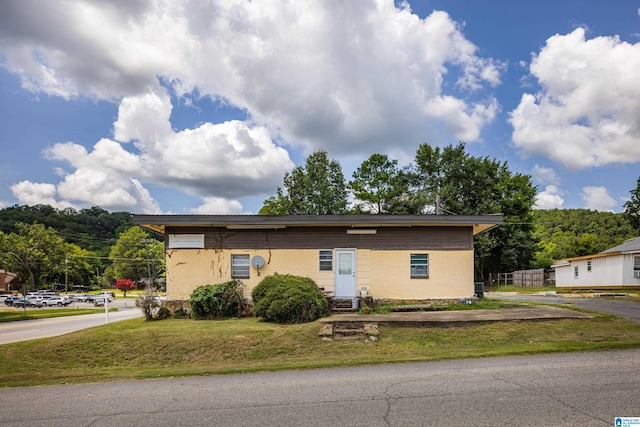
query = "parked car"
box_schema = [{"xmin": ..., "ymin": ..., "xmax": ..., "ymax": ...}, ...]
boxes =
[
  {"xmin": 73, "ymin": 294, "xmax": 92, "ymax": 302},
  {"xmin": 13, "ymin": 298, "xmax": 45, "ymax": 308},
  {"xmin": 92, "ymin": 293, "xmax": 114, "ymax": 305},
  {"xmin": 4, "ymin": 296, "xmax": 20, "ymax": 306},
  {"xmin": 43, "ymin": 297, "xmax": 72, "ymax": 307}
]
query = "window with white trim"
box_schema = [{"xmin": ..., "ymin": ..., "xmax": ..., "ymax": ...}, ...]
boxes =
[
  {"xmin": 587, "ymin": 260, "xmax": 592, "ymax": 272},
  {"xmin": 231, "ymin": 254, "xmax": 250, "ymax": 279},
  {"xmin": 634, "ymin": 256, "xmax": 640, "ymax": 277},
  {"xmin": 410, "ymin": 254, "xmax": 429, "ymax": 278},
  {"xmin": 319, "ymin": 250, "xmax": 333, "ymax": 271}
]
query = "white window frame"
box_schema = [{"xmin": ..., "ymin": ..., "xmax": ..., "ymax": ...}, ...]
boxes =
[
  {"xmin": 587, "ymin": 260, "xmax": 592, "ymax": 272},
  {"xmin": 410, "ymin": 254, "xmax": 429, "ymax": 279},
  {"xmin": 231, "ymin": 254, "xmax": 250, "ymax": 279},
  {"xmin": 319, "ymin": 250, "xmax": 333, "ymax": 271}
]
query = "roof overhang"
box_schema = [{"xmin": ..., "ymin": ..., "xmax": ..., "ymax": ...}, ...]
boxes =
[{"xmin": 133, "ymin": 214, "xmax": 503, "ymax": 236}]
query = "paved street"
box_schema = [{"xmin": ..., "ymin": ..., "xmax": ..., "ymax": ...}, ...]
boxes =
[
  {"xmin": 0, "ymin": 300, "xmax": 143, "ymax": 344},
  {"xmin": 0, "ymin": 349, "xmax": 638, "ymax": 426}
]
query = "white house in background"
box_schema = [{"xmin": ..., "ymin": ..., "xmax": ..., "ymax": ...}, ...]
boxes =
[{"xmin": 552, "ymin": 236, "xmax": 640, "ymax": 289}]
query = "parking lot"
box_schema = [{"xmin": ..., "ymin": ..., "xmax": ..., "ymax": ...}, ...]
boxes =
[{"xmin": 1, "ymin": 294, "xmax": 136, "ymax": 310}]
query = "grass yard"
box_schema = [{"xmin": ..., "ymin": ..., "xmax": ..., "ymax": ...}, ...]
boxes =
[{"xmin": 2, "ymin": 311, "xmax": 640, "ymax": 388}]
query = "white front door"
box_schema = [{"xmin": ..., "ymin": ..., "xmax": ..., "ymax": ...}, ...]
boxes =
[{"xmin": 334, "ymin": 249, "xmax": 356, "ymax": 298}]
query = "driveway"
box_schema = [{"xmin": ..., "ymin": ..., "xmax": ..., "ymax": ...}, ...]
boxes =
[{"xmin": 487, "ymin": 293, "xmax": 640, "ymax": 321}]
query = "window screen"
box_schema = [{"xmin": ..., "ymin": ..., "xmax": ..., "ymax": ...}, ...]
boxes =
[
  {"xmin": 231, "ymin": 254, "xmax": 250, "ymax": 279},
  {"xmin": 410, "ymin": 254, "xmax": 429, "ymax": 278},
  {"xmin": 319, "ymin": 250, "xmax": 333, "ymax": 271}
]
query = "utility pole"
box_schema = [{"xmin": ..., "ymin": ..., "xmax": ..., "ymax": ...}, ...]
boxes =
[
  {"xmin": 65, "ymin": 255, "xmax": 69, "ymax": 294},
  {"xmin": 142, "ymin": 239, "xmax": 153, "ymax": 291}
]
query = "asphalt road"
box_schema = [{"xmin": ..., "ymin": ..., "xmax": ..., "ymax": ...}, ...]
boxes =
[
  {"xmin": 0, "ymin": 301, "xmax": 143, "ymax": 345},
  {"xmin": 0, "ymin": 349, "xmax": 638, "ymax": 426},
  {"xmin": 487, "ymin": 294, "xmax": 640, "ymax": 321}
]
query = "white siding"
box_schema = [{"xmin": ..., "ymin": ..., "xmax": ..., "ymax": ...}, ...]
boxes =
[{"xmin": 555, "ymin": 254, "xmax": 640, "ymax": 288}]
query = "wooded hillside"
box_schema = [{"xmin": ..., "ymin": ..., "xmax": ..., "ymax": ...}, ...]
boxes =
[{"xmin": 531, "ymin": 209, "xmax": 637, "ymax": 269}]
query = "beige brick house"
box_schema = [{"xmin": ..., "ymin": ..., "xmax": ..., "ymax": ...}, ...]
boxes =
[{"xmin": 134, "ymin": 214, "xmax": 502, "ymax": 301}]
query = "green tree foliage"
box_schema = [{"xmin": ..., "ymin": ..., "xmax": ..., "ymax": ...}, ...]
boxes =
[
  {"xmin": 623, "ymin": 177, "xmax": 640, "ymax": 232},
  {"xmin": 0, "ymin": 223, "xmax": 68, "ymax": 290},
  {"xmin": 260, "ymin": 151, "xmax": 348, "ymax": 215},
  {"xmin": 63, "ymin": 243, "xmax": 101, "ymax": 289},
  {"xmin": 189, "ymin": 280, "xmax": 247, "ymax": 319},
  {"xmin": 108, "ymin": 227, "xmax": 164, "ymax": 287},
  {"xmin": 251, "ymin": 273, "xmax": 329, "ymax": 324},
  {"xmin": 348, "ymin": 154, "xmax": 407, "ymax": 214},
  {"xmin": 531, "ymin": 209, "xmax": 636, "ymax": 269},
  {"xmin": 0, "ymin": 205, "xmax": 133, "ymax": 255},
  {"xmin": 407, "ymin": 143, "xmax": 537, "ymax": 278}
]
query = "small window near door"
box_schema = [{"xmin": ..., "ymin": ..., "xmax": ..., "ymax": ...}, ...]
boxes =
[
  {"xmin": 231, "ymin": 254, "xmax": 250, "ymax": 279},
  {"xmin": 574, "ymin": 266, "xmax": 579, "ymax": 278},
  {"xmin": 587, "ymin": 260, "xmax": 592, "ymax": 272},
  {"xmin": 634, "ymin": 256, "xmax": 640, "ymax": 277},
  {"xmin": 410, "ymin": 254, "xmax": 429, "ymax": 278},
  {"xmin": 319, "ymin": 250, "xmax": 333, "ymax": 271}
]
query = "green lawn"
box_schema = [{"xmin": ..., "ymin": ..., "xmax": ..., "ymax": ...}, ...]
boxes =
[{"xmin": 2, "ymin": 309, "xmax": 640, "ymax": 387}]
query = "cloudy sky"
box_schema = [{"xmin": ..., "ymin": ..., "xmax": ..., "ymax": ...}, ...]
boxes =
[{"xmin": 1, "ymin": 0, "xmax": 639, "ymax": 215}]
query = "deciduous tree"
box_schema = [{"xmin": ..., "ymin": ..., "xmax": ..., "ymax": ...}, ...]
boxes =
[
  {"xmin": 260, "ymin": 151, "xmax": 348, "ymax": 215},
  {"xmin": 624, "ymin": 177, "xmax": 640, "ymax": 232},
  {"xmin": 408, "ymin": 143, "xmax": 537, "ymax": 278},
  {"xmin": 108, "ymin": 227, "xmax": 164, "ymax": 288},
  {"xmin": 0, "ymin": 223, "xmax": 67, "ymax": 291}
]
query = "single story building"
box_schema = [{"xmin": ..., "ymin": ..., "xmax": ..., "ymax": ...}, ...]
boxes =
[
  {"xmin": 552, "ymin": 236, "xmax": 640, "ymax": 289},
  {"xmin": 0, "ymin": 270, "xmax": 19, "ymax": 292},
  {"xmin": 133, "ymin": 214, "xmax": 503, "ymax": 301}
]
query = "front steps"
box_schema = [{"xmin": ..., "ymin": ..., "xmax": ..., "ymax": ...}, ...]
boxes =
[{"xmin": 319, "ymin": 321, "xmax": 379, "ymax": 341}]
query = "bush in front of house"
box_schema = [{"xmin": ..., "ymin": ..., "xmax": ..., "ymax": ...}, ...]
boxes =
[
  {"xmin": 136, "ymin": 293, "xmax": 170, "ymax": 321},
  {"xmin": 189, "ymin": 280, "xmax": 247, "ymax": 320},
  {"xmin": 252, "ymin": 273, "xmax": 329, "ymax": 324}
]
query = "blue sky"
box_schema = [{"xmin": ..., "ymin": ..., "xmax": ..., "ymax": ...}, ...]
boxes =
[{"xmin": 0, "ymin": 0, "xmax": 639, "ymax": 215}]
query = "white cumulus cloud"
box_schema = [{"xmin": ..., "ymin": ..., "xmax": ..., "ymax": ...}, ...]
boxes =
[
  {"xmin": 191, "ymin": 197, "xmax": 246, "ymax": 215},
  {"xmin": 1, "ymin": 0, "xmax": 500, "ymax": 155},
  {"xmin": 581, "ymin": 186, "xmax": 616, "ymax": 211},
  {"xmin": 534, "ymin": 185, "xmax": 565, "ymax": 210},
  {"xmin": 1, "ymin": 0, "xmax": 504, "ymax": 212},
  {"xmin": 510, "ymin": 28, "xmax": 640, "ymax": 170}
]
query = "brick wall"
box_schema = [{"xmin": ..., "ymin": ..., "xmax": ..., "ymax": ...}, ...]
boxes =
[{"xmin": 165, "ymin": 248, "xmax": 474, "ymax": 300}]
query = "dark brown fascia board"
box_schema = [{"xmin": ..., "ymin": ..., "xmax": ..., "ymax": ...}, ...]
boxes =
[{"xmin": 134, "ymin": 214, "xmax": 503, "ymax": 236}]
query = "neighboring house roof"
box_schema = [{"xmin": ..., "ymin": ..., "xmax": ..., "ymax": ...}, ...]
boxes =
[
  {"xmin": 600, "ymin": 236, "xmax": 640, "ymax": 255},
  {"xmin": 551, "ymin": 236, "xmax": 640, "ymax": 268},
  {"xmin": 134, "ymin": 214, "xmax": 503, "ymax": 236},
  {"xmin": 0, "ymin": 270, "xmax": 19, "ymax": 288}
]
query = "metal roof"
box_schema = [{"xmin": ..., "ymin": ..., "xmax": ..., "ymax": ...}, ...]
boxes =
[
  {"xmin": 133, "ymin": 214, "xmax": 503, "ymax": 236},
  {"xmin": 551, "ymin": 235, "xmax": 640, "ymax": 268},
  {"xmin": 600, "ymin": 236, "xmax": 640, "ymax": 254}
]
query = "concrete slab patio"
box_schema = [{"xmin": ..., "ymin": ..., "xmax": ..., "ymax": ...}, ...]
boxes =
[{"xmin": 321, "ymin": 306, "xmax": 592, "ymax": 327}]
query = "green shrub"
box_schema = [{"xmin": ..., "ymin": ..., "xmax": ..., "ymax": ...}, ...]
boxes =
[
  {"xmin": 252, "ymin": 273, "xmax": 329, "ymax": 324},
  {"xmin": 189, "ymin": 280, "xmax": 247, "ymax": 320}
]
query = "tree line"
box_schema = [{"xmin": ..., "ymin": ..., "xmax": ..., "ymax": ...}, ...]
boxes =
[
  {"xmin": 0, "ymin": 145, "xmax": 638, "ymax": 289},
  {"xmin": 259, "ymin": 143, "xmax": 640, "ymax": 278},
  {"xmin": 0, "ymin": 206, "xmax": 164, "ymax": 292},
  {"xmin": 260, "ymin": 143, "xmax": 537, "ymax": 280}
]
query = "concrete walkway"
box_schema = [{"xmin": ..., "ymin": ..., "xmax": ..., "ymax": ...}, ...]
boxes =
[{"xmin": 322, "ymin": 306, "xmax": 592, "ymax": 327}]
